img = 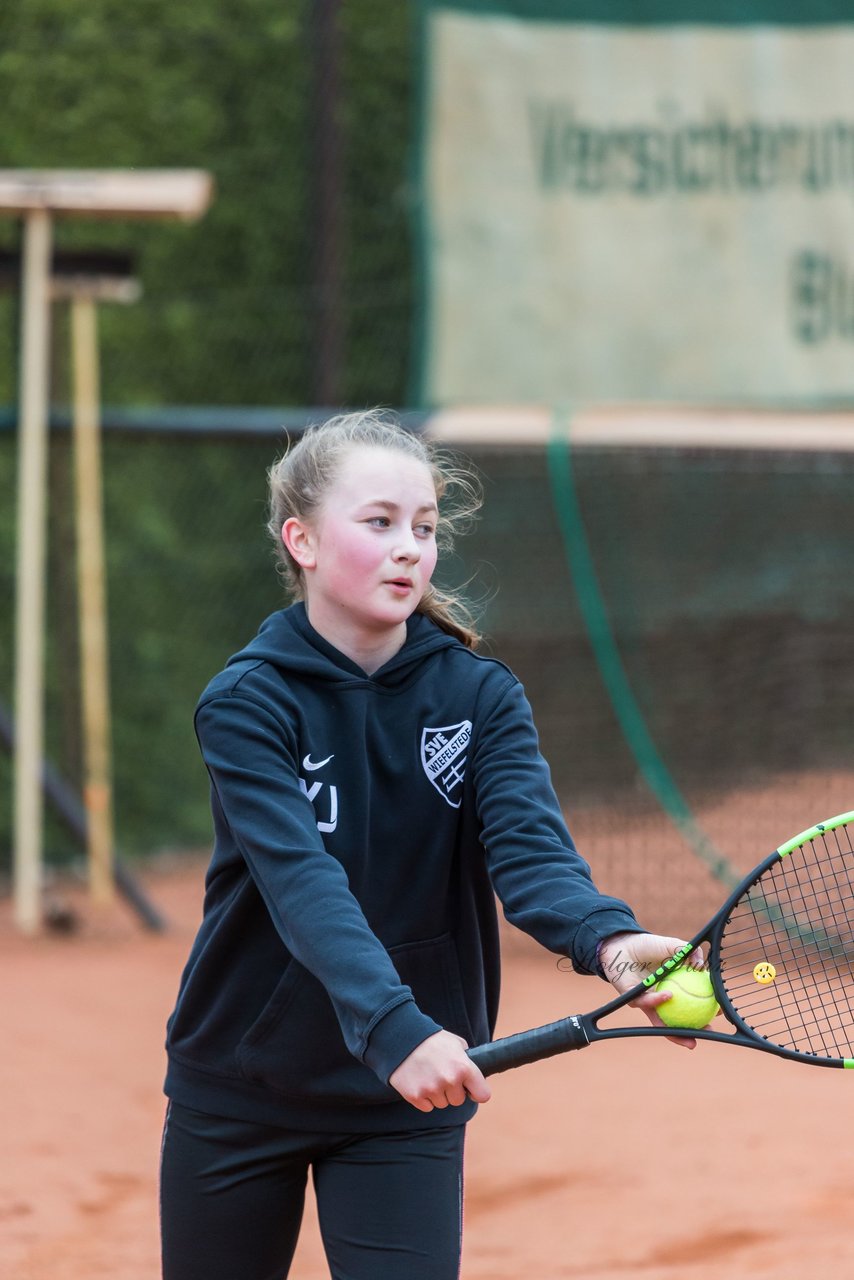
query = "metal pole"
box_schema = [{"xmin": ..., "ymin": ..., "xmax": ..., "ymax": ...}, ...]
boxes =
[
  {"xmin": 310, "ymin": 0, "xmax": 343, "ymax": 406},
  {"xmin": 70, "ymin": 293, "xmax": 115, "ymax": 907},
  {"xmin": 13, "ymin": 207, "xmax": 53, "ymax": 934}
]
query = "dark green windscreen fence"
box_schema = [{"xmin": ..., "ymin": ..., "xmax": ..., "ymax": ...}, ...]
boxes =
[{"xmin": 462, "ymin": 437, "xmax": 854, "ymax": 930}]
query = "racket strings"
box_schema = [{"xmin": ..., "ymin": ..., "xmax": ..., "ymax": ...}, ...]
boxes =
[{"xmin": 718, "ymin": 822, "xmax": 854, "ymax": 1061}]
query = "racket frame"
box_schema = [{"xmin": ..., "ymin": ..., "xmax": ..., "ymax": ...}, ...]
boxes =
[{"xmin": 468, "ymin": 811, "xmax": 854, "ymax": 1076}]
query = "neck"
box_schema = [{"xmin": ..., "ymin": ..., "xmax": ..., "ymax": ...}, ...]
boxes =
[{"xmin": 303, "ymin": 602, "xmax": 408, "ymax": 675}]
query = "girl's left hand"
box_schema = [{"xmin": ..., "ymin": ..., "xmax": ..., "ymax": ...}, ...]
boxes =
[{"xmin": 597, "ymin": 931, "xmax": 706, "ymax": 1049}]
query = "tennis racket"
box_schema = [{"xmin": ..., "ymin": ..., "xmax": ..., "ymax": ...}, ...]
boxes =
[{"xmin": 469, "ymin": 811, "xmax": 854, "ymax": 1074}]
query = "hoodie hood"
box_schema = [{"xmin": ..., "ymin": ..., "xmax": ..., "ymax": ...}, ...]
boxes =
[{"xmin": 226, "ymin": 602, "xmax": 461, "ymax": 689}]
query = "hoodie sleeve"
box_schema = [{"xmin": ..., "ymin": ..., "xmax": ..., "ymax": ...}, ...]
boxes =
[
  {"xmin": 471, "ymin": 678, "xmax": 644, "ymax": 974},
  {"xmin": 195, "ymin": 692, "xmax": 441, "ymax": 1083}
]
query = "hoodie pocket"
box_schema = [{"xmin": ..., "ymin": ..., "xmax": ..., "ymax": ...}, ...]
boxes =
[
  {"xmin": 389, "ymin": 932, "xmax": 475, "ymax": 1047},
  {"xmin": 236, "ymin": 932, "xmax": 475, "ymax": 1102},
  {"xmin": 236, "ymin": 959, "xmax": 386, "ymax": 1102}
]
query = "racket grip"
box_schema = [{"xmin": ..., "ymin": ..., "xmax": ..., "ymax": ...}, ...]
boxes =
[{"xmin": 468, "ymin": 1015, "xmax": 589, "ymax": 1077}]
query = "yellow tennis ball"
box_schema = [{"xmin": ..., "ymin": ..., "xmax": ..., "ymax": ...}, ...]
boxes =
[{"xmin": 653, "ymin": 965, "xmax": 719, "ymax": 1029}]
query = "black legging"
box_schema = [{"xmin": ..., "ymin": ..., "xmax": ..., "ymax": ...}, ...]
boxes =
[{"xmin": 160, "ymin": 1102, "xmax": 467, "ymax": 1280}]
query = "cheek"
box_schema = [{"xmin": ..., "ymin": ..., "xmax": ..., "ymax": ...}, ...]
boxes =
[
  {"xmin": 422, "ymin": 541, "xmax": 439, "ymax": 581},
  {"xmin": 326, "ymin": 529, "xmax": 382, "ymax": 581}
]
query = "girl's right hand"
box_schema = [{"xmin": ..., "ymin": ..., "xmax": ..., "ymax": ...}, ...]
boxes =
[{"xmin": 389, "ymin": 1030, "xmax": 492, "ymax": 1112}]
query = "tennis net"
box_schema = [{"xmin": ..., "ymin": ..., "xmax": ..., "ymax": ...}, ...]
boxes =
[{"xmin": 427, "ymin": 406, "xmax": 854, "ymax": 934}]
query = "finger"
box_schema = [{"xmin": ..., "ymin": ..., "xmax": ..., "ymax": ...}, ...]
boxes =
[
  {"xmin": 667, "ymin": 1034, "xmax": 697, "ymax": 1049},
  {"xmin": 645, "ymin": 1006, "xmax": 698, "ymax": 1048},
  {"xmin": 407, "ymin": 1096, "xmax": 435, "ymax": 1113},
  {"xmin": 444, "ymin": 1083, "xmax": 469, "ymax": 1107},
  {"xmin": 641, "ymin": 990, "xmax": 674, "ymax": 1009},
  {"xmin": 462, "ymin": 1063, "xmax": 492, "ymax": 1104},
  {"xmin": 631, "ymin": 990, "xmax": 699, "ymax": 1048},
  {"xmin": 629, "ymin": 989, "xmax": 672, "ymax": 1013}
]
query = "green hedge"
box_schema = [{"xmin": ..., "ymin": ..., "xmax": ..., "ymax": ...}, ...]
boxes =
[
  {"xmin": 0, "ymin": 2, "xmax": 418, "ymax": 866},
  {"xmin": 0, "ymin": 0, "xmax": 414, "ymax": 408}
]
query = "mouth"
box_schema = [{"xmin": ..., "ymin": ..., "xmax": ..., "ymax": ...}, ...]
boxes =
[{"xmin": 385, "ymin": 578, "xmax": 414, "ymax": 593}]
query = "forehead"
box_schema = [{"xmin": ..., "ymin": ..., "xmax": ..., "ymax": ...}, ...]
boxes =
[{"xmin": 330, "ymin": 445, "xmax": 437, "ymax": 504}]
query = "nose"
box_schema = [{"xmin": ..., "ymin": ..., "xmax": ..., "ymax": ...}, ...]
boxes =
[{"xmin": 393, "ymin": 528, "xmax": 421, "ymax": 563}]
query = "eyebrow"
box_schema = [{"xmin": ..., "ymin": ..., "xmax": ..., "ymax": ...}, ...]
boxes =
[{"xmin": 362, "ymin": 499, "xmax": 439, "ymax": 515}]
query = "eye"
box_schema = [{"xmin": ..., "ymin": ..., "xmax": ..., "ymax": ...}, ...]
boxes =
[
  {"xmin": 415, "ymin": 522, "xmax": 436, "ymax": 539},
  {"xmin": 366, "ymin": 516, "xmax": 390, "ymax": 528}
]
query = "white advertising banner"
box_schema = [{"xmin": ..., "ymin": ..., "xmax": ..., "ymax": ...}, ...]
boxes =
[{"xmin": 415, "ymin": 1, "xmax": 854, "ymax": 404}]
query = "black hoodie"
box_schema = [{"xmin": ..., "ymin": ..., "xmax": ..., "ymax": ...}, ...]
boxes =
[{"xmin": 164, "ymin": 604, "xmax": 642, "ymax": 1132}]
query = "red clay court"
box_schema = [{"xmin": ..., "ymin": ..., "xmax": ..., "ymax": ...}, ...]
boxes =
[{"xmin": 3, "ymin": 840, "xmax": 854, "ymax": 1280}]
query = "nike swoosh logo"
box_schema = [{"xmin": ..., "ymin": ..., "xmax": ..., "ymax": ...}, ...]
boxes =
[{"xmin": 302, "ymin": 753, "xmax": 334, "ymax": 772}]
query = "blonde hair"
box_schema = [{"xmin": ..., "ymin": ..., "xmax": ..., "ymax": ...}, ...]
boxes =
[{"xmin": 267, "ymin": 410, "xmax": 483, "ymax": 648}]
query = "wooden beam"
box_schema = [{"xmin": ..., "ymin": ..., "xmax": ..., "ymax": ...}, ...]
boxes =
[{"xmin": 0, "ymin": 169, "xmax": 213, "ymax": 221}]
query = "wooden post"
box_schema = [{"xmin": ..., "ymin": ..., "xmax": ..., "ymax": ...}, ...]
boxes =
[
  {"xmin": 13, "ymin": 208, "xmax": 53, "ymax": 934},
  {"xmin": 70, "ymin": 293, "xmax": 115, "ymax": 906},
  {"xmin": 1, "ymin": 170, "xmax": 213, "ymax": 935}
]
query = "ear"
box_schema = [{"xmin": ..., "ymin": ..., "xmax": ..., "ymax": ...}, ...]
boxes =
[{"xmin": 281, "ymin": 517, "xmax": 316, "ymax": 571}]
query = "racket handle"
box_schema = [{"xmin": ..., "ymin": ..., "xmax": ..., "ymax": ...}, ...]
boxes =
[{"xmin": 468, "ymin": 1014, "xmax": 589, "ymax": 1077}]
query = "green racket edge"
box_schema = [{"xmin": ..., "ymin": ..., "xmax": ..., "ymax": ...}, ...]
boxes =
[{"xmin": 777, "ymin": 810, "xmax": 854, "ymax": 858}]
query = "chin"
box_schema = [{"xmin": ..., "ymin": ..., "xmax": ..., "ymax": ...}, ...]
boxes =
[{"xmin": 369, "ymin": 604, "xmax": 415, "ymax": 630}]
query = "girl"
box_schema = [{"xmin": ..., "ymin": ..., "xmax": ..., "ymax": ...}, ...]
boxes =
[{"xmin": 160, "ymin": 411, "xmax": 695, "ymax": 1280}]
